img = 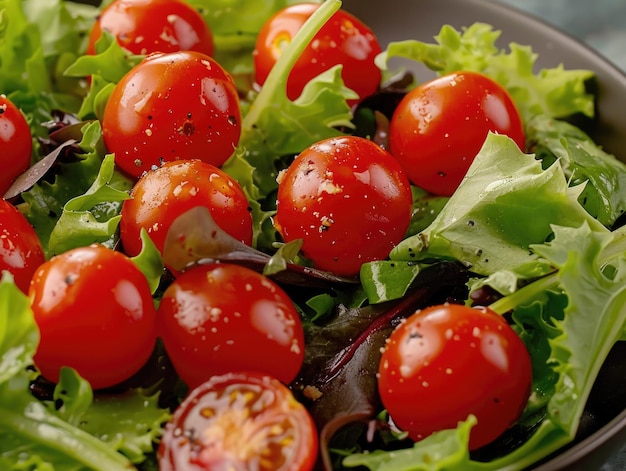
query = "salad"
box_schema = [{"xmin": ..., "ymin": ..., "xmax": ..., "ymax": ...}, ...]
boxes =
[{"xmin": 2, "ymin": 0, "xmax": 626, "ymax": 469}]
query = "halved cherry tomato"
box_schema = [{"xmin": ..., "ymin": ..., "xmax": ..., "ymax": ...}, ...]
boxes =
[
  {"xmin": 86, "ymin": 0, "xmax": 214, "ymax": 57},
  {"xmin": 377, "ymin": 303, "xmax": 532, "ymax": 450},
  {"xmin": 119, "ymin": 159, "xmax": 252, "ymax": 259},
  {"xmin": 102, "ymin": 50, "xmax": 241, "ymax": 178},
  {"xmin": 0, "ymin": 198, "xmax": 45, "ymax": 293},
  {"xmin": 0, "ymin": 95, "xmax": 32, "ymax": 196},
  {"xmin": 29, "ymin": 244, "xmax": 157, "ymax": 390},
  {"xmin": 253, "ymin": 3, "xmax": 382, "ymax": 104},
  {"xmin": 157, "ymin": 263, "xmax": 305, "ymax": 390},
  {"xmin": 274, "ymin": 135, "xmax": 412, "ymax": 277},
  {"xmin": 388, "ymin": 70, "xmax": 525, "ymax": 196},
  {"xmin": 158, "ymin": 371, "xmax": 318, "ymax": 471}
]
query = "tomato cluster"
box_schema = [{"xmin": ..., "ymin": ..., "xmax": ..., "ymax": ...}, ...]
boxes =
[{"xmin": 0, "ymin": 0, "xmax": 536, "ymax": 468}]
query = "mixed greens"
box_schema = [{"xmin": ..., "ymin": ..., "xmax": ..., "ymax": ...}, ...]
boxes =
[{"xmin": 2, "ymin": 0, "xmax": 626, "ymax": 469}]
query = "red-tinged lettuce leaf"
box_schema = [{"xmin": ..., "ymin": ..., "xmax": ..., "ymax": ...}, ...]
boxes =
[
  {"xmin": 293, "ymin": 262, "xmax": 469, "ymax": 464},
  {"xmin": 162, "ymin": 206, "xmax": 358, "ymax": 288}
]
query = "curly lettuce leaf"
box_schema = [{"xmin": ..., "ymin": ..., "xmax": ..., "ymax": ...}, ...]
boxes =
[
  {"xmin": 0, "ymin": 0, "xmax": 95, "ymax": 140},
  {"xmin": 346, "ymin": 222, "xmax": 626, "ymax": 470},
  {"xmin": 376, "ymin": 22, "xmax": 595, "ymax": 122},
  {"xmin": 0, "ymin": 273, "xmax": 39, "ymax": 383},
  {"xmin": 389, "ymin": 132, "xmax": 607, "ymax": 276},
  {"xmin": 22, "ymin": 120, "xmax": 132, "ymax": 258},
  {"xmin": 48, "ymin": 152, "xmax": 131, "ymax": 254},
  {"xmin": 64, "ymin": 30, "xmax": 144, "ymax": 120},
  {"xmin": 0, "ymin": 273, "xmax": 168, "ymax": 470},
  {"xmin": 527, "ymin": 114, "xmax": 626, "ymax": 228}
]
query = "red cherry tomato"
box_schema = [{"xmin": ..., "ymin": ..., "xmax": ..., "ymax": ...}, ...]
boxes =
[
  {"xmin": 157, "ymin": 263, "xmax": 305, "ymax": 390},
  {"xmin": 0, "ymin": 95, "xmax": 32, "ymax": 196},
  {"xmin": 253, "ymin": 3, "xmax": 382, "ymax": 104},
  {"xmin": 377, "ymin": 303, "xmax": 532, "ymax": 450},
  {"xmin": 388, "ymin": 70, "xmax": 526, "ymax": 196},
  {"xmin": 102, "ymin": 50, "xmax": 241, "ymax": 178},
  {"xmin": 86, "ymin": 0, "xmax": 214, "ymax": 57},
  {"xmin": 119, "ymin": 159, "xmax": 252, "ymax": 259},
  {"xmin": 0, "ymin": 198, "xmax": 45, "ymax": 293},
  {"xmin": 158, "ymin": 371, "xmax": 318, "ymax": 471},
  {"xmin": 29, "ymin": 244, "xmax": 157, "ymax": 390},
  {"xmin": 274, "ymin": 135, "xmax": 412, "ymax": 277}
]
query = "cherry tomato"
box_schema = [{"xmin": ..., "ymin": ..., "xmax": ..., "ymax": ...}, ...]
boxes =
[
  {"xmin": 0, "ymin": 198, "xmax": 45, "ymax": 293},
  {"xmin": 253, "ymin": 3, "xmax": 382, "ymax": 104},
  {"xmin": 157, "ymin": 263, "xmax": 305, "ymax": 390},
  {"xmin": 158, "ymin": 371, "xmax": 318, "ymax": 471},
  {"xmin": 274, "ymin": 135, "xmax": 412, "ymax": 277},
  {"xmin": 0, "ymin": 95, "xmax": 32, "ymax": 196},
  {"xmin": 388, "ymin": 70, "xmax": 525, "ymax": 196},
  {"xmin": 102, "ymin": 50, "xmax": 241, "ymax": 178},
  {"xmin": 86, "ymin": 0, "xmax": 214, "ymax": 57},
  {"xmin": 119, "ymin": 159, "xmax": 252, "ymax": 260},
  {"xmin": 29, "ymin": 244, "xmax": 157, "ymax": 390},
  {"xmin": 377, "ymin": 303, "xmax": 532, "ymax": 450}
]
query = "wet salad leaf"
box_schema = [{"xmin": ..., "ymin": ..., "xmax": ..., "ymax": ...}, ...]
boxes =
[
  {"xmin": 376, "ymin": 22, "xmax": 595, "ymax": 122},
  {"xmin": 1, "ymin": 0, "xmax": 625, "ymax": 469}
]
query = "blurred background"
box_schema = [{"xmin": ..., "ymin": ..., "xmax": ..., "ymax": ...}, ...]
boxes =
[{"xmin": 496, "ymin": 0, "xmax": 626, "ymax": 71}]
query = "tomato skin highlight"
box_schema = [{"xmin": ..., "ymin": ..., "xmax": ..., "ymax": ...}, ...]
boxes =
[
  {"xmin": 157, "ymin": 263, "xmax": 305, "ymax": 390},
  {"xmin": 0, "ymin": 198, "xmax": 45, "ymax": 293},
  {"xmin": 377, "ymin": 303, "xmax": 532, "ymax": 450},
  {"xmin": 102, "ymin": 50, "xmax": 241, "ymax": 178},
  {"xmin": 158, "ymin": 371, "xmax": 318, "ymax": 471},
  {"xmin": 274, "ymin": 135, "xmax": 412, "ymax": 277},
  {"xmin": 86, "ymin": 0, "xmax": 214, "ymax": 57},
  {"xmin": 253, "ymin": 3, "xmax": 382, "ymax": 104},
  {"xmin": 0, "ymin": 95, "xmax": 32, "ymax": 196},
  {"xmin": 29, "ymin": 244, "xmax": 157, "ymax": 390},
  {"xmin": 119, "ymin": 159, "xmax": 252, "ymax": 259},
  {"xmin": 389, "ymin": 70, "xmax": 525, "ymax": 196}
]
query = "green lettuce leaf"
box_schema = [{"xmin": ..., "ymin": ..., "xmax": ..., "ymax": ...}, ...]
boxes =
[
  {"xmin": 48, "ymin": 152, "xmax": 131, "ymax": 254},
  {"xmin": 376, "ymin": 22, "xmax": 595, "ymax": 122},
  {"xmin": 0, "ymin": 273, "xmax": 39, "ymax": 383},
  {"xmin": 22, "ymin": 121, "xmax": 132, "ymax": 258},
  {"xmin": 220, "ymin": 0, "xmax": 355, "ymax": 247},
  {"xmin": 0, "ymin": 272, "xmax": 168, "ymax": 470},
  {"xmin": 527, "ymin": 114, "xmax": 626, "ymax": 228},
  {"xmin": 389, "ymin": 132, "xmax": 607, "ymax": 276},
  {"xmin": 346, "ymin": 222, "xmax": 626, "ymax": 470},
  {"xmin": 0, "ymin": 0, "xmax": 95, "ymax": 140}
]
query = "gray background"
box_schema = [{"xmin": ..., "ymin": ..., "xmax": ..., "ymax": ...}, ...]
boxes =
[{"xmin": 494, "ymin": 1, "xmax": 626, "ymax": 469}]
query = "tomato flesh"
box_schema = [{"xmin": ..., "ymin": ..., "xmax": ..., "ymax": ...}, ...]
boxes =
[
  {"xmin": 274, "ymin": 135, "xmax": 412, "ymax": 277},
  {"xmin": 158, "ymin": 371, "xmax": 317, "ymax": 471},
  {"xmin": 378, "ymin": 303, "xmax": 532, "ymax": 450},
  {"xmin": 119, "ymin": 159, "xmax": 252, "ymax": 259},
  {"xmin": 157, "ymin": 263, "xmax": 305, "ymax": 390},
  {"xmin": 0, "ymin": 95, "xmax": 32, "ymax": 196},
  {"xmin": 0, "ymin": 198, "xmax": 45, "ymax": 293},
  {"xmin": 253, "ymin": 3, "xmax": 382, "ymax": 104},
  {"xmin": 102, "ymin": 51, "xmax": 241, "ymax": 178},
  {"xmin": 29, "ymin": 244, "xmax": 157, "ymax": 390},
  {"xmin": 86, "ymin": 0, "xmax": 214, "ymax": 57},
  {"xmin": 389, "ymin": 70, "xmax": 525, "ymax": 196}
]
